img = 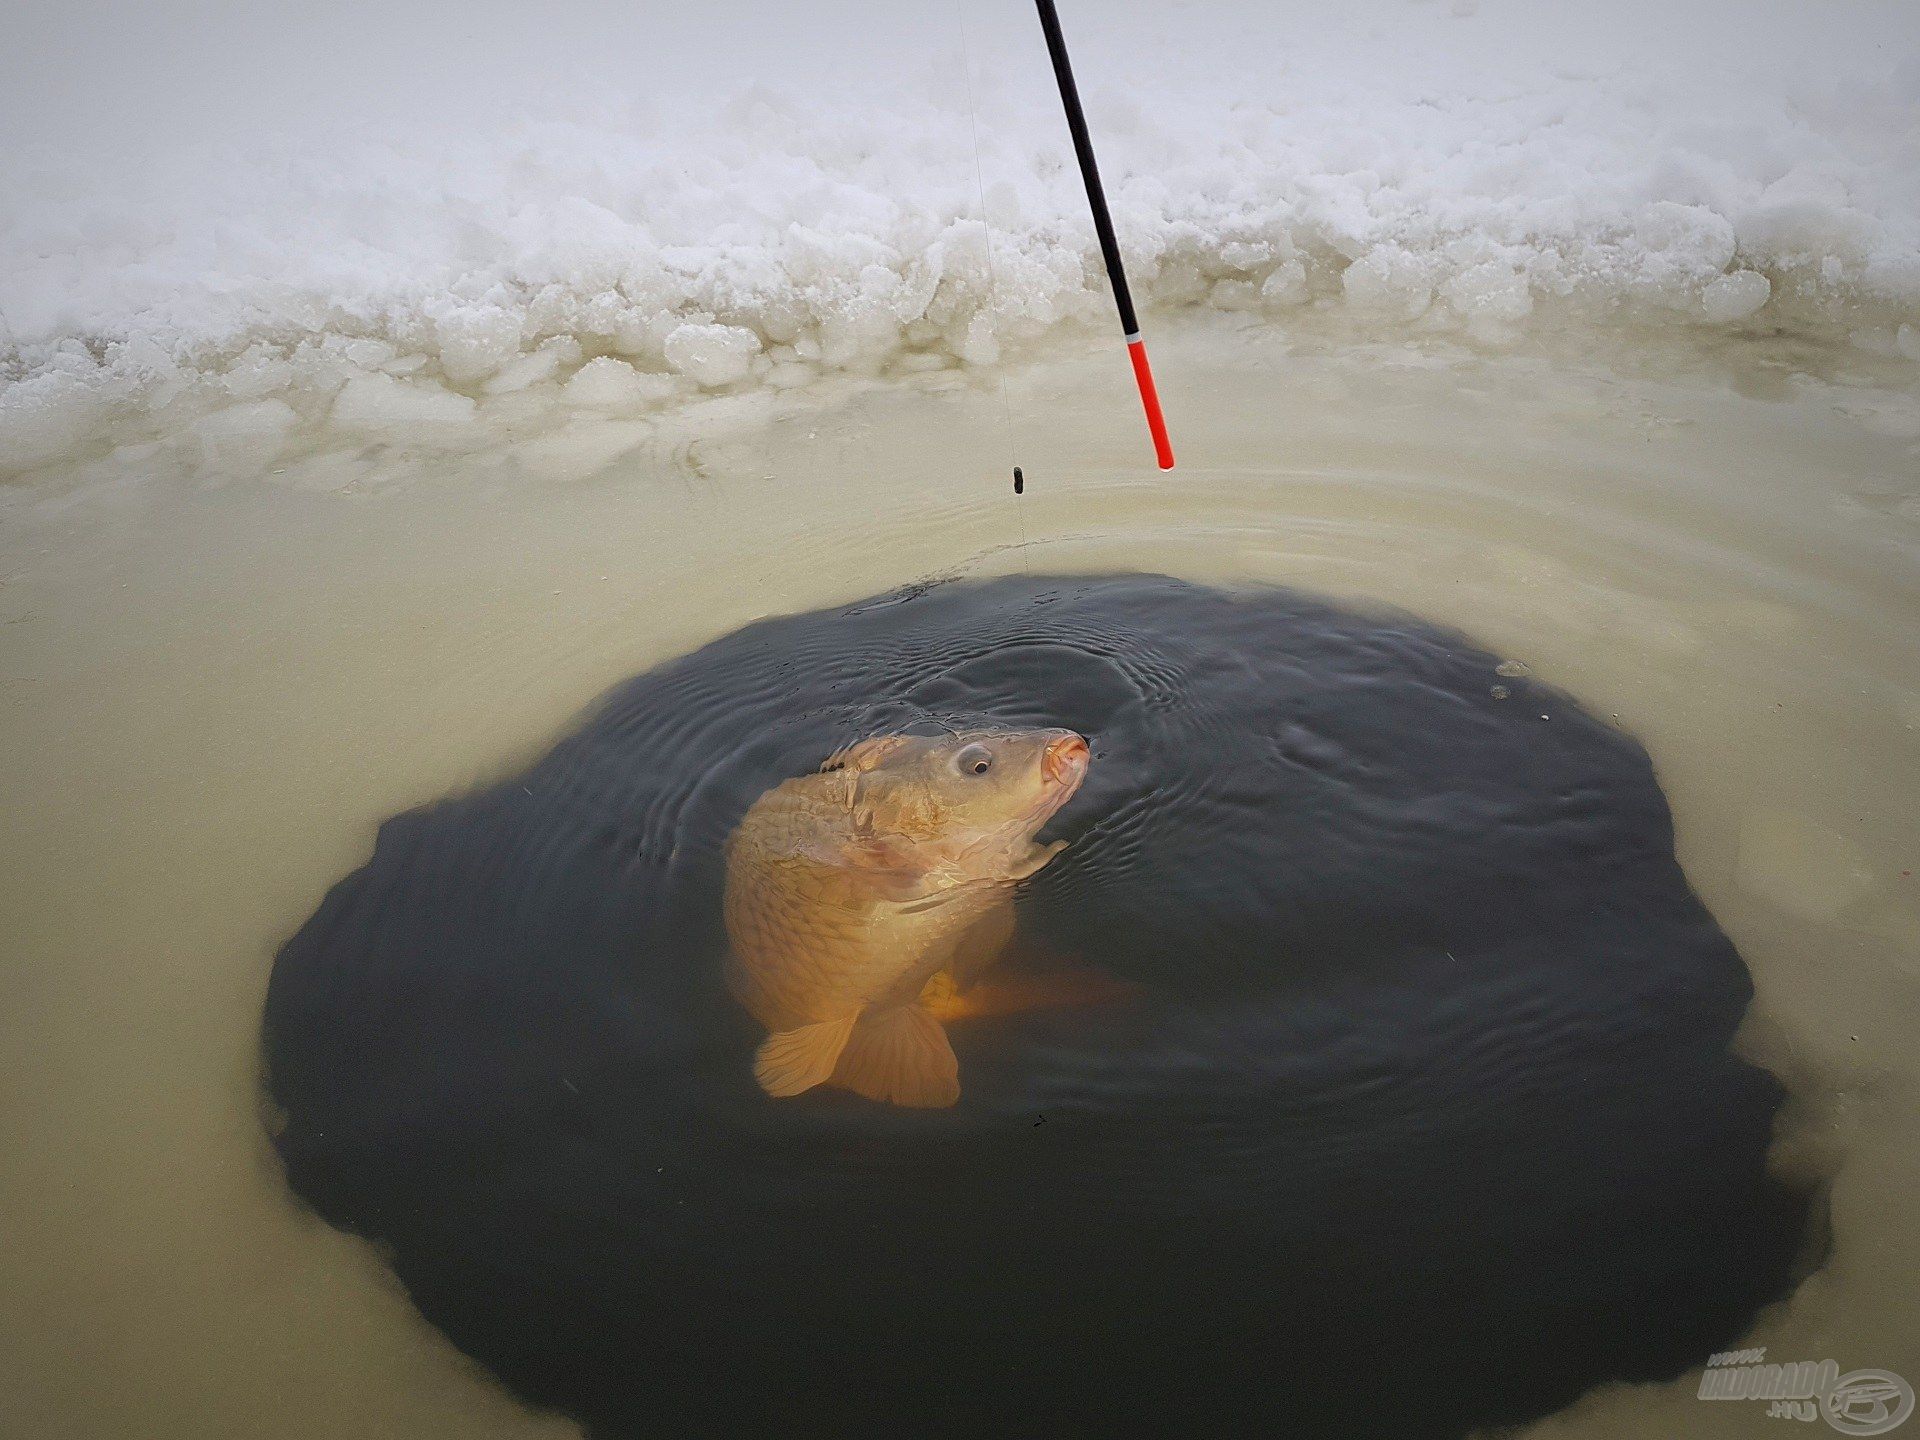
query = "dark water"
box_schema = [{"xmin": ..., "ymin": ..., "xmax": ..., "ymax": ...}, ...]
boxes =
[{"xmin": 262, "ymin": 574, "xmax": 1811, "ymax": 1439}]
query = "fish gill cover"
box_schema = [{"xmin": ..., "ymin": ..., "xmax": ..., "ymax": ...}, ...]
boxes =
[{"xmin": 261, "ymin": 574, "xmax": 1812, "ymax": 1439}]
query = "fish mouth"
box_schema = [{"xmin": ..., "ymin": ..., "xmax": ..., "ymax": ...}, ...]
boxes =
[{"xmin": 1041, "ymin": 732, "xmax": 1090, "ymax": 790}]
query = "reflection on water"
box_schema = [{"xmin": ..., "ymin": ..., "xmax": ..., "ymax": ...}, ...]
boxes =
[
  {"xmin": 263, "ymin": 575, "xmax": 1807, "ymax": 1437},
  {"xmin": 1, "ymin": 317, "xmax": 1914, "ymax": 1439}
]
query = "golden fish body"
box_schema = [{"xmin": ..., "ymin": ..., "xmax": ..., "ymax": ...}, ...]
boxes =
[{"xmin": 723, "ymin": 728, "xmax": 1089, "ymax": 1108}]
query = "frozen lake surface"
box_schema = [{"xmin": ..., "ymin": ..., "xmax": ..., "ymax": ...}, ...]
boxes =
[{"xmin": 2, "ymin": 2, "xmax": 1917, "ymax": 1436}]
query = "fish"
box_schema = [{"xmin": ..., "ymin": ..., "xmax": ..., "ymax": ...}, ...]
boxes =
[{"xmin": 723, "ymin": 727, "xmax": 1091, "ymax": 1108}]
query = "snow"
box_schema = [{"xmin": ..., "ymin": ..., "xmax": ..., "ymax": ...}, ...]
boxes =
[{"xmin": 1, "ymin": 0, "xmax": 1916, "ymax": 475}]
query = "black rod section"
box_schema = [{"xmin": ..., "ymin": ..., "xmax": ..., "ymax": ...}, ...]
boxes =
[{"xmin": 1036, "ymin": 0, "xmax": 1139, "ymax": 338}]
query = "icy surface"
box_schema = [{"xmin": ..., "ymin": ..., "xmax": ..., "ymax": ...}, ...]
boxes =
[{"xmin": 1, "ymin": 0, "xmax": 1916, "ymax": 473}]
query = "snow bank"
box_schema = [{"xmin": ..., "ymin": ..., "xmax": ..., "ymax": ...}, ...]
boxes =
[{"xmin": 2, "ymin": 0, "xmax": 1916, "ymax": 474}]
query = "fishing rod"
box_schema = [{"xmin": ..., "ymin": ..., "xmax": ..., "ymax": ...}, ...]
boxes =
[{"xmin": 1034, "ymin": 0, "xmax": 1176, "ymax": 471}]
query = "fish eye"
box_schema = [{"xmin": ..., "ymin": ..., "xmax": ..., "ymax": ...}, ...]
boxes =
[{"xmin": 953, "ymin": 744, "xmax": 993, "ymax": 777}]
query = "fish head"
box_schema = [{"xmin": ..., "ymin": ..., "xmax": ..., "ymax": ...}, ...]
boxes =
[{"xmin": 827, "ymin": 727, "xmax": 1090, "ymax": 873}]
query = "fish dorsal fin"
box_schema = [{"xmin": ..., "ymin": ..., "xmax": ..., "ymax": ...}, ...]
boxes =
[
  {"xmin": 831, "ymin": 1005, "xmax": 960, "ymax": 1108},
  {"xmin": 753, "ymin": 1013, "xmax": 860, "ymax": 1097}
]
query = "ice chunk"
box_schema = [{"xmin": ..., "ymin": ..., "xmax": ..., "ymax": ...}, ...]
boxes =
[
  {"xmin": 218, "ymin": 345, "xmax": 297, "ymax": 401},
  {"xmin": 190, "ymin": 399, "xmax": 299, "ymax": 469},
  {"xmin": 1260, "ymin": 262, "xmax": 1309, "ymax": 308},
  {"xmin": 562, "ymin": 358, "xmax": 678, "ymax": 410},
  {"xmin": 1702, "ymin": 271, "xmax": 1772, "ymax": 323},
  {"xmin": 1209, "ymin": 279, "xmax": 1262, "ymax": 312},
  {"xmin": 663, "ymin": 323, "xmax": 761, "ymax": 388},
  {"xmin": 1635, "ymin": 204, "xmax": 1739, "ymax": 274},
  {"xmin": 1443, "ymin": 263, "xmax": 1534, "ymax": 323},
  {"xmin": 331, "ymin": 374, "xmax": 477, "ymax": 439},
  {"xmin": 1343, "ymin": 249, "xmax": 1433, "ymax": 322},
  {"xmin": 432, "ymin": 307, "xmax": 525, "ymax": 386},
  {"xmin": 0, "ymin": 369, "xmax": 113, "ymax": 474},
  {"xmin": 953, "ymin": 313, "xmax": 1001, "ymax": 367},
  {"xmin": 765, "ymin": 360, "xmax": 819, "ymax": 390},
  {"xmin": 482, "ymin": 339, "xmax": 581, "ymax": 396},
  {"xmin": 511, "ymin": 421, "xmax": 652, "ymax": 482}
]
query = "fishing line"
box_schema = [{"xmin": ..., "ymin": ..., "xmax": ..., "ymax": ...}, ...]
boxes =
[{"xmin": 956, "ymin": 4, "xmax": 1033, "ymax": 573}]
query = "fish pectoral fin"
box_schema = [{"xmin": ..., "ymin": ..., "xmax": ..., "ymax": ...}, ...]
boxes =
[
  {"xmin": 753, "ymin": 1013, "xmax": 860, "ymax": 1098},
  {"xmin": 917, "ymin": 967, "xmax": 982, "ymax": 1022},
  {"xmin": 830, "ymin": 1006, "xmax": 960, "ymax": 1109},
  {"xmin": 934, "ymin": 965, "xmax": 1142, "ymax": 1020}
]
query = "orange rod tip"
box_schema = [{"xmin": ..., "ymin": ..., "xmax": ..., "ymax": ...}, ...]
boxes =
[{"xmin": 1126, "ymin": 337, "xmax": 1175, "ymax": 472}]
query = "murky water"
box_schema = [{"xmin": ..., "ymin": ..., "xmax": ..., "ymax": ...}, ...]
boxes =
[
  {"xmin": 261, "ymin": 570, "xmax": 1811, "ymax": 1437},
  {"xmin": 3, "ymin": 313, "xmax": 1916, "ymax": 1437}
]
